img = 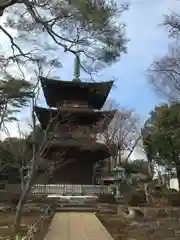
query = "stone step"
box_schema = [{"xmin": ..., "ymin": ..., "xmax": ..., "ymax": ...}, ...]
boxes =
[
  {"xmin": 53, "ymin": 207, "xmax": 96, "ymax": 212},
  {"xmin": 55, "ymin": 203, "xmax": 95, "ymax": 208}
]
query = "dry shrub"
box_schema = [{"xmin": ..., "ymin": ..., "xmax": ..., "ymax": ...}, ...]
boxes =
[
  {"xmin": 150, "ymin": 187, "xmax": 168, "ymax": 206},
  {"xmin": 151, "ymin": 196, "xmax": 168, "ymax": 207},
  {"xmin": 151, "ymin": 187, "xmax": 180, "ymax": 207},
  {"xmin": 150, "ymin": 187, "xmax": 180, "ymax": 207},
  {"xmin": 28, "ymin": 195, "xmax": 48, "ymax": 203},
  {"xmin": 155, "ymin": 209, "xmax": 169, "ymax": 218},
  {"xmin": 128, "ymin": 190, "xmax": 147, "ymax": 206},
  {"xmin": 0, "ymin": 184, "xmax": 22, "ymax": 206},
  {"xmin": 97, "ymin": 193, "xmax": 116, "ymax": 204},
  {"xmin": 0, "ymin": 190, "xmax": 21, "ymax": 205},
  {"xmin": 97, "ymin": 213, "xmax": 129, "ymax": 240},
  {"xmin": 167, "ymin": 192, "xmax": 180, "ymax": 206},
  {"xmin": 10, "ymin": 192, "xmax": 21, "ymax": 205},
  {"xmin": 0, "ymin": 183, "xmax": 5, "ymax": 190}
]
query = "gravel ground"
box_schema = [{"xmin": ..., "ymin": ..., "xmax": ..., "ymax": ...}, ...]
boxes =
[{"xmin": 97, "ymin": 208, "xmax": 180, "ymax": 240}]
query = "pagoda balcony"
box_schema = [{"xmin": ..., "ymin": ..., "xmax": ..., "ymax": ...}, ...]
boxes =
[
  {"xmin": 40, "ymin": 137, "xmax": 111, "ymax": 162},
  {"xmin": 35, "ymin": 106, "xmax": 116, "ymax": 133},
  {"xmin": 47, "ymin": 131, "xmax": 97, "ymax": 141},
  {"xmin": 56, "ymin": 101, "xmax": 91, "ymax": 109}
]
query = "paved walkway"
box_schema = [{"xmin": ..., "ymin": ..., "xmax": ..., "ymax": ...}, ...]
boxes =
[{"xmin": 45, "ymin": 212, "xmax": 114, "ymax": 240}]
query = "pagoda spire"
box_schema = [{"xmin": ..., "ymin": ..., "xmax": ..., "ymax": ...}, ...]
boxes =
[{"xmin": 73, "ymin": 54, "xmax": 81, "ymax": 81}]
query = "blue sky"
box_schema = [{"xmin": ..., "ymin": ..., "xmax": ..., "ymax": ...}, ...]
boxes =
[
  {"xmin": 98, "ymin": 0, "xmax": 179, "ymax": 119},
  {"xmin": 40, "ymin": 0, "xmax": 178, "ymax": 120},
  {"xmin": 0, "ymin": 0, "xmax": 179, "ymax": 145}
]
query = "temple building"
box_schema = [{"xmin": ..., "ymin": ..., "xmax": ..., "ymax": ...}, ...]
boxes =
[{"xmin": 35, "ymin": 56, "xmax": 116, "ymax": 184}]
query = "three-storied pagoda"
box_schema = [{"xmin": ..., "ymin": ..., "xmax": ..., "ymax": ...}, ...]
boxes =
[{"xmin": 35, "ymin": 57, "xmax": 116, "ymax": 184}]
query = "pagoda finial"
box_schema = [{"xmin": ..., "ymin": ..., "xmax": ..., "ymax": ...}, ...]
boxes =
[{"xmin": 73, "ymin": 54, "xmax": 80, "ymax": 81}]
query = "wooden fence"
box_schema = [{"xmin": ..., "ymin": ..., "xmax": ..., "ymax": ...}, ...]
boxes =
[{"xmin": 31, "ymin": 184, "xmax": 109, "ymax": 196}]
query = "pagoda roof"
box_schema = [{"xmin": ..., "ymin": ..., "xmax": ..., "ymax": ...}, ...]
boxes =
[
  {"xmin": 40, "ymin": 76, "xmax": 114, "ymax": 109},
  {"xmin": 40, "ymin": 140, "xmax": 112, "ymax": 162},
  {"xmin": 35, "ymin": 106, "xmax": 116, "ymax": 130}
]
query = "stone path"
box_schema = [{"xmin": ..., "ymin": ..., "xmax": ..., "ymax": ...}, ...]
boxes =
[{"xmin": 45, "ymin": 212, "xmax": 114, "ymax": 240}]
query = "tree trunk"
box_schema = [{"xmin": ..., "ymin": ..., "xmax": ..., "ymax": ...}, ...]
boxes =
[
  {"xmin": 14, "ymin": 104, "xmax": 37, "ymax": 235},
  {"xmin": 157, "ymin": 170, "xmax": 164, "ymax": 186},
  {"xmin": 14, "ymin": 168, "xmax": 35, "ymax": 233},
  {"xmin": 14, "ymin": 153, "xmax": 37, "ymax": 234},
  {"xmin": 108, "ymin": 157, "xmax": 111, "ymax": 171},
  {"xmin": 144, "ymin": 183, "xmax": 149, "ymax": 204}
]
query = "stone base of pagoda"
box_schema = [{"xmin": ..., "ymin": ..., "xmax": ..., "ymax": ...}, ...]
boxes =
[
  {"xmin": 43, "ymin": 157, "xmax": 98, "ymax": 185},
  {"xmin": 35, "ymin": 159, "xmax": 97, "ymax": 185}
]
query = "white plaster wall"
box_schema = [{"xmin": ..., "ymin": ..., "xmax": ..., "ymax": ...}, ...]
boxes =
[{"xmin": 169, "ymin": 178, "xmax": 179, "ymax": 191}]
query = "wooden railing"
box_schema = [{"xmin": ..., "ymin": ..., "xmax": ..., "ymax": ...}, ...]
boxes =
[{"xmin": 31, "ymin": 184, "xmax": 109, "ymax": 196}]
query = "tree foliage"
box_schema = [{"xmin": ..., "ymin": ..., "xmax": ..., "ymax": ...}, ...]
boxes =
[
  {"xmin": 0, "ymin": 73, "xmax": 33, "ymax": 125},
  {"xmin": 142, "ymin": 103, "xmax": 180, "ymax": 185},
  {"xmin": 0, "ymin": 137, "xmax": 29, "ymax": 182},
  {"xmin": 122, "ymin": 159, "xmax": 151, "ymax": 183},
  {"xmin": 0, "ymin": 124, "xmax": 46, "ymax": 183},
  {"xmin": 0, "ymin": 0, "xmax": 128, "ymax": 73},
  {"xmin": 123, "ymin": 159, "xmax": 148, "ymax": 175}
]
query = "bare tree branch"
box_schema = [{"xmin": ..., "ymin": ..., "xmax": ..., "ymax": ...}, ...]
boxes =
[{"xmin": 101, "ymin": 100, "xmax": 141, "ymax": 177}]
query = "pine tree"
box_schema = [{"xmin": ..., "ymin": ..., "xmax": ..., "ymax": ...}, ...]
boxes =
[
  {"xmin": 1, "ymin": 0, "xmax": 128, "ymax": 72},
  {"xmin": 0, "ymin": 73, "xmax": 33, "ymax": 125}
]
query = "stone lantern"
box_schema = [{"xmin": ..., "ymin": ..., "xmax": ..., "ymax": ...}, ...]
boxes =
[{"xmin": 112, "ymin": 166, "xmax": 125, "ymax": 197}]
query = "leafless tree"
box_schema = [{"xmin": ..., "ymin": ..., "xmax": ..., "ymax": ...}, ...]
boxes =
[
  {"xmin": 102, "ymin": 100, "xmax": 141, "ymax": 170},
  {"xmin": 148, "ymin": 45, "xmax": 180, "ymax": 101},
  {"xmin": 0, "ymin": 58, "xmax": 58, "ymax": 233},
  {"xmin": 148, "ymin": 10, "xmax": 180, "ymax": 101}
]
